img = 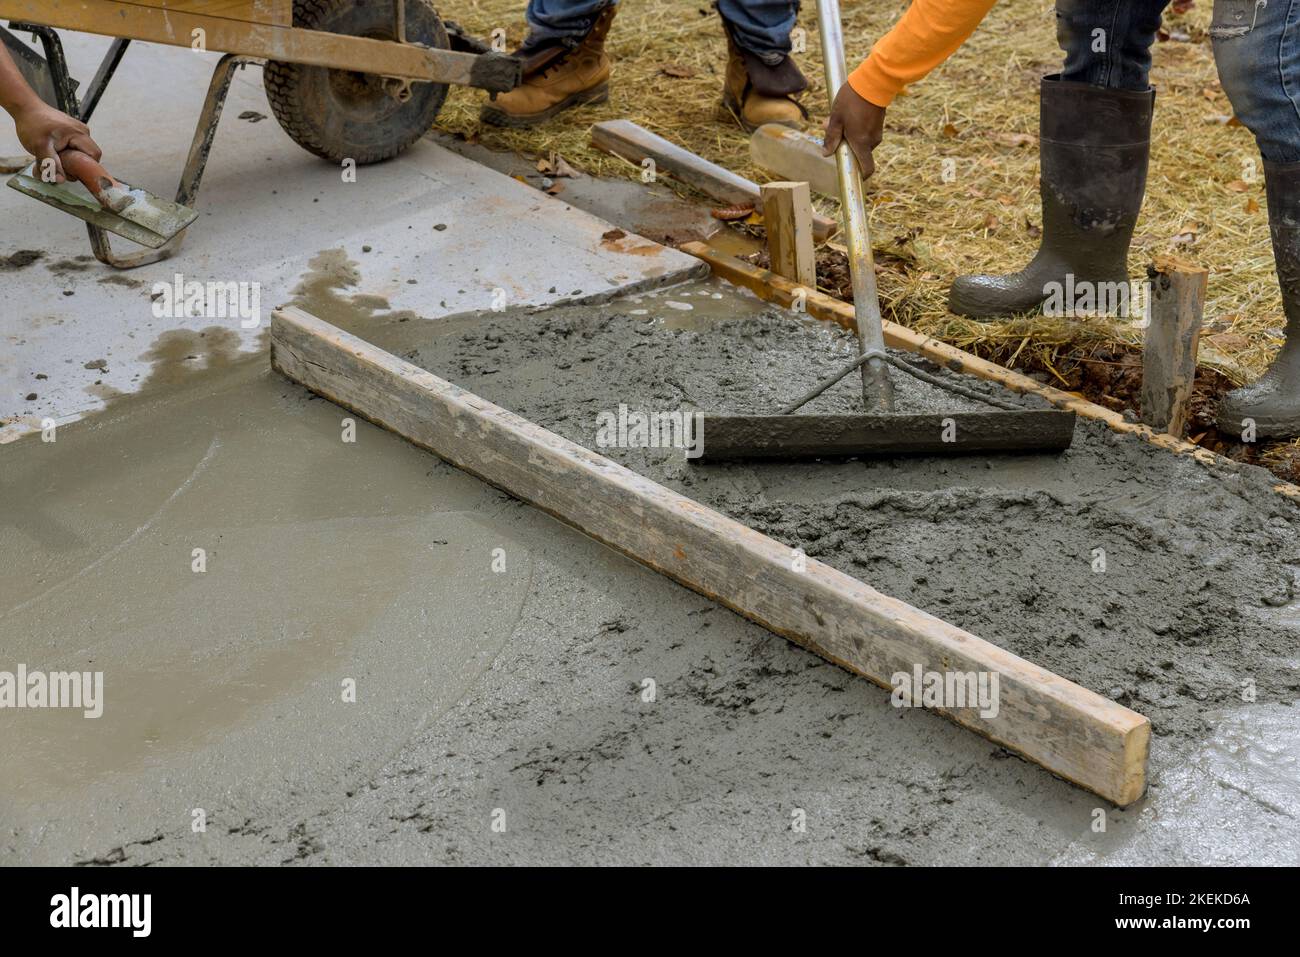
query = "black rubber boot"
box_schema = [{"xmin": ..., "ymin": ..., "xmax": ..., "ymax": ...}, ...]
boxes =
[
  {"xmin": 1217, "ymin": 161, "xmax": 1300, "ymax": 440},
  {"xmin": 948, "ymin": 77, "xmax": 1155, "ymax": 319}
]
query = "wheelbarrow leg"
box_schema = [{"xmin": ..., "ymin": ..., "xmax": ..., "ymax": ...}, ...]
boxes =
[{"xmin": 85, "ymin": 53, "xmax": 262, "ymax": 269}]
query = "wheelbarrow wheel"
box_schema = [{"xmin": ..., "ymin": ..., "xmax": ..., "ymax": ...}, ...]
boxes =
[{"xmin": 264, "ymin": 0, "xmax": 450, "ymax": 165}]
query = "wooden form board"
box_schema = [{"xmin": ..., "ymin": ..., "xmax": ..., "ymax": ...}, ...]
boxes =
[
  {"xmin": 0, "ymin": 0, "xmax": 505, "ymax": 86},
  {"xmin": 127, "ymin": 1, "xmax": 290, "ymax": 27},
  {"xmin": 270, "ymin": 304, "xmax": 1151, "ymax": 806},
  {"xmin": 682, "ymin": 240, "xmax": 1300, "ymax": 502},
  {"xmin": 591, "ymin": 119, "xmax": 839, "ymax": 243}
]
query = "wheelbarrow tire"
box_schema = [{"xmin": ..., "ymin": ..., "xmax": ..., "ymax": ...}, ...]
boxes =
[{"xmin": 264, "ymin": 0, "xmax": 450, "ymax": 165}]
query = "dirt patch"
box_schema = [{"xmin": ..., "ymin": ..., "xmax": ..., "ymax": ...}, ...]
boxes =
[
  {"xmin": 405, "ymin": 304, "xmax": 1300, "ymax": 748},
  {"xmin": 0, "ymin": 249, "xmax": 43, "ymax": 271}
]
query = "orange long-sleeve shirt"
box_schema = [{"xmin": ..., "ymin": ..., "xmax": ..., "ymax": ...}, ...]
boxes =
[{"xmin": 847, "ymin": 0, "xmax": 998, "ymax": 108}]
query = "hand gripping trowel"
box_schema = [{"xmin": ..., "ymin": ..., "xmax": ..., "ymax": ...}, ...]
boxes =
[
  {"xmin": 691, "ymin": 0, "xmax": 1076, "ymax": 462},
  {"xmin": 7, "ymin": 149, "xmax": 197, "ymax": 250}
]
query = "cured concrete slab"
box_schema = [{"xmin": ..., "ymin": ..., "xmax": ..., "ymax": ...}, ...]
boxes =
[{"xmin": 0, "ymin": 30, "xmax": 703, "ymax": 442}]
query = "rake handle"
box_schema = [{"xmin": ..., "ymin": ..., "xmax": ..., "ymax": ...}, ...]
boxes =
[{"xmin": 815, "ymin": 0, "xmax": 895, "ymax": 413}]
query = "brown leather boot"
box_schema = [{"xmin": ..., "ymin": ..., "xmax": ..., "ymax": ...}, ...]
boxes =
[
  {"xmin": 480, "ymin": 6, "xmax": 615, "ymax": 127},
  {"xmin": 718, "ymin": 25, "xmax": 808, "ymax": 133}
]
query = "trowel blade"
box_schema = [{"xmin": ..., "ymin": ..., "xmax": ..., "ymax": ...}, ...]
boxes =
[
  {"xmin": 691, "ymin": 409, "xmax": 1077, "ymax": 462},
  {"xmin": 6, "ymin": 165, "xmax": 196, "ymax": 249}
]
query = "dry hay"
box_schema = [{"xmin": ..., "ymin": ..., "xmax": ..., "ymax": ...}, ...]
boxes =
[{"xmin": 434, "ymin": 0, "xmax": 1300, "ymax": 478}]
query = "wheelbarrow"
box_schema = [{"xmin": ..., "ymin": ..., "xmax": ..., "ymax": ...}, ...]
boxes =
[{"xmin": 0, "ymin": 0, "xmax": 520, "ymax": 267}]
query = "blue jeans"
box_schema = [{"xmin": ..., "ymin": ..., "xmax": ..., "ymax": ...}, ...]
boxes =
[
  {"xmin": 1211, "ymin": 0, "xmax": 1300, "ymax": 163},
  {"xmin": 523, "ymin": 0, "xmax": 800, "ymax": 60},
  {"xmin": 1055, "ymin": 0, "xmax": 1300, "ymax": 162}
]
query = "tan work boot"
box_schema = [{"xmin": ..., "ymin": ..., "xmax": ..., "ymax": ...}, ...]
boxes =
[
  {"xmin": 719, "ymin": 28, "xmax": 808, "ymax": 133},
  {"xmin": 481, "ymin": 6, "xmax": 615, "ymax": 127}
]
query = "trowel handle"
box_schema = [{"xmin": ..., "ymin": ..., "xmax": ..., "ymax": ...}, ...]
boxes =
[{"xmin": 815, "ymin": 0, "xmax": 895, "ymax": 412}]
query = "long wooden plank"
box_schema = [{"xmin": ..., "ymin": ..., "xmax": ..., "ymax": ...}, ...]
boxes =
[
  {"xmin": 591, "ymin": 119, "xmax": 838, "ymax": 243},
  {"xmin": 682, "ymin": 240, "xmax": 1300, "ymax": 501},
  {"xmin": 127, "ymin": 1, "xmax": 290, "ymax": 27},
  {"xmin": 0, "ymin": 0, "xmax": 518, "ymax": 89},
  {"xmin": 270, "ymin": 304, "xmax": 1150, "ymax": 805}
]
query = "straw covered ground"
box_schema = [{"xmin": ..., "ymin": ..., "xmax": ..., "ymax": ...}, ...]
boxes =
[{"xmin": 434, "ymin": 0, "xmax": 1299, "ymax": 479}]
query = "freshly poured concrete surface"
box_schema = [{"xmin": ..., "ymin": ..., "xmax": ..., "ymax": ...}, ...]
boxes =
[
  {"xmin": 0, "ymin": 30, "xmax": 702, "ymax": 442},
  {"xmin": 3, "ymin": 283, "xmax": 1297, "ymax": 865}
]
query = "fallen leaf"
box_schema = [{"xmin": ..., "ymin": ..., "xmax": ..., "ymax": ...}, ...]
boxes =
[
  {"xmin": 1170, "ymin": 220, "xmax": 1201, "ymax": 245},
  {"xmin": 1206, "ymin": 332, "xmax": 1249, "ymax": 352},
  {"xmin": 1225, "ymin": 180, "xmax": 1250, "ymax": 192},
  {"xmin": 941, "ymin": 123, "xmax": 959, "ymax": 139},
  {"xmin": 983, "ymin": 213, "xmax": 1000, "ymax": 230},
  {"xmin": 1246, "ymin": 197, "xmax": 1261, "ymax": 213},
  {"xmin": 1227, "ymin": 115, "xmax": 1244, "ymax": 128},
  {"xmin": 995, "ymin": 132, "xmax": 1037, "ymax": 148},
  {"xmin": 537, "ymin": 152, "xmax": 580, "ymax": 178},
  {"xmin": 711, "ymin": 203, "xmax": 755, "ymax": 221},
  {"xmin": 660, "ymin": 63, "xmax": 697, "ymax": 78}
]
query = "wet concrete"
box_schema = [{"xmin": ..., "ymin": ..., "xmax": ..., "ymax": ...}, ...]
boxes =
[{"xmin": 4, "ymin": 281, "xmax": 1299, "ymax": 865}]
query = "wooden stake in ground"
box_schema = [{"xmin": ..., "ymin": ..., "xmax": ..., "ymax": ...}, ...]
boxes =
[
  {"xmin": 1140, "ymin": 256, "xmax": 1209, "ymax": 436},
  {"xmin": 759, "ymin": 181, "xmax": 817, "ymax": 288},
  {"xmin": 272, "ymin": 305, "xmax": 1151, "ymax": 806}
]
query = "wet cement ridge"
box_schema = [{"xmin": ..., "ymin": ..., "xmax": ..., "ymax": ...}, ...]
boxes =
[{"xmin": 406, "ymin": 305, "xmax": 1300, "ymax": 750}]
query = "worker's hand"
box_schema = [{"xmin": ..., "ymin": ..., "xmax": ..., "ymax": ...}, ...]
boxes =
[
  {"xmin": 823, "ymin": 82, "xmax": 885, "ymax": 179},
  {"xmin": 11, "ymin": 101, "xmax": 101, "ymax": 183}
]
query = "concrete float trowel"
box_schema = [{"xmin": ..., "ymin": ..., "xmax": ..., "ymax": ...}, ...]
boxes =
[
  {"xmin": 692, "ymin": 0, "xmax": 1076, "ymax": 462},
  {"xmin": 6, "ymin": 149, "xmax": 197, "ymax": 250}
]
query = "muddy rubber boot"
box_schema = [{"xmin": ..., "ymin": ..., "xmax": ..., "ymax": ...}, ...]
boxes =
[
  {"xmin": 948, "ymin": 77, "xmax": 1154, "ymax": 319},
  {"xmin": 480, "ymin": 6, "xmax": 615, "ymax": 128},
  {"xmin": 1217, "ymin": 162, "xmax": 1300, "ymax": 440},
  {"xmin": 719, "ymin": 25, "xmax": 808, "ymax": 133}
]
